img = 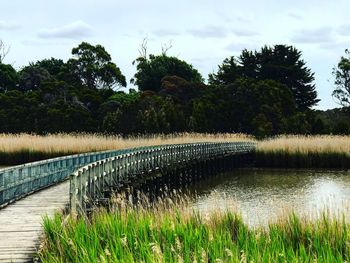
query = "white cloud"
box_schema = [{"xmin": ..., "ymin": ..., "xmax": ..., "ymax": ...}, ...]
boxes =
[
  {"xmin": 291, "ymin": 27, "xmax": 333, "ymax": 44},
  {"xmin": 287, "ymin": 12, "xmax": 303, "ymax": 20},
  {"xmin": 226, "ymin": 42, "xmax": 258, "ymax": 53},
  {"xmin": 152, "ymin": 29, "xmax": 179, "ymax": 37},
  {"xmin": 318, "ymin": 41, "xmax": 350, "ymax": 51},
  {"xmin": 22, "ymin": 39, "xmax": 69, "ymax": 46},
  {"xmin": 37, "ymin": 20, "xmax": 93, "ymax": 39},
  {"xmin": 232, "ymin": 28, "xmax": 259, "ymax": 37},
  {"xmin": 0, "ymin": 20, "xmax": 20, "ymax": 30},
  {"xmin": 188, "ymin": 26, "xmax": 228, "ymax": 39},
  {"xmin": 337, "ymin": 25, "xmax": 350, "ymax": 36}
]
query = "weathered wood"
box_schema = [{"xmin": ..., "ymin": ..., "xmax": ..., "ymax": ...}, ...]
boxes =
[
  {"xmin": 0, "ymin": 181, "xmax": 69, "ymax": 262},
  {"xmin": 70, "ymin": 142, "xmax": 256, "ymax": 216}
]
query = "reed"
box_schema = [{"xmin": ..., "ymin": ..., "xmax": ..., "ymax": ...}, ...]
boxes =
[
  {"xmin": 0, "ymin": 133, "xmax": 252, "ymax": 165},
  {"xmin": 256, "ymin": 135, "xmax": 350, "ymax": 168},
  {"xmin": 39, "ymin": 193, "xmax": 350, "ymax": 262},
  {"xmin": 2, "ymin": 133, "xmax": 349, "ymax": 168}
]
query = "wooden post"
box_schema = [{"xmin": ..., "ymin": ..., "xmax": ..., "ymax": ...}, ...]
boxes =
[{"xmin": 70, "ymin": 172, "xmax": 78, "ymax": 218}]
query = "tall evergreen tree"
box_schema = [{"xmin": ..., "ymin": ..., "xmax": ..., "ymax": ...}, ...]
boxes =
[{"xmin": 209, "ymin": 45, "xmax": 319, "ymax": 111}]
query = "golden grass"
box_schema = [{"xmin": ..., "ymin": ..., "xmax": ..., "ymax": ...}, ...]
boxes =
[
  {"xmin": 0, "ymin": 133, "xmax": 253, "ymax": 155},
  {"xmin": 257, "ymin": 135, "xmax": 350, "ymax": 154}
]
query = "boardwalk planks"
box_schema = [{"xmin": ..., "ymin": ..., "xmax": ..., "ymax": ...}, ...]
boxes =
[{"xmin": 0, "ymin": 181, "xmax": 69, "ymax": 263}]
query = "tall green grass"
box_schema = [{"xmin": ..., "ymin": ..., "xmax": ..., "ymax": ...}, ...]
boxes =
[{"xmin": 39, "ymin": 196, "xmax": 350, "ymax": 262}]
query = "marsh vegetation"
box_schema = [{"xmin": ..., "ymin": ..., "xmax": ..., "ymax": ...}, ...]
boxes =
[{"xmin": 39, "ymin": 191, "xmax": 350, "ymax": 262}]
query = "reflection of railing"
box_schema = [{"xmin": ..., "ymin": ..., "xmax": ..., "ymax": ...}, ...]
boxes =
[
  {"xmin": 0, "ymin": 148, "xmax": 141, "ymax": 208},
  {"xmin": 69, "ymin": 142, "xmax": 255, "ymax": 215}
]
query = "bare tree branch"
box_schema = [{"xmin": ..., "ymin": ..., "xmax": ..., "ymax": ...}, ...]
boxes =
[
  {"xmin": 0, "ymin": 40, "xmax": 10, "ymax": 63},
  {"xmin": 138, "ymin": 38, "xmax": 148, "ymax": 59},
  {"xmin": 161, "ymin": 40, "xmax": 173, "ymax": 55}
]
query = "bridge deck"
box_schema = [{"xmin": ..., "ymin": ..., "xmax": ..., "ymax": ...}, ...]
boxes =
[{"xmin": 0, "ymin": 181, "xmax": 69, "ymax": 262}]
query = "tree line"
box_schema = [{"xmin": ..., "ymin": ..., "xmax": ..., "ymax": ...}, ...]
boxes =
[{"xmin": 0, "ymin": 41, "xmax": 349, "ymax": 137}]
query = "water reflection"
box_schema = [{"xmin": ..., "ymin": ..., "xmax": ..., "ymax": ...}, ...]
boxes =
[{"xmin": 187, "ymin": 169, "xmax": 350, "ymax": 226}]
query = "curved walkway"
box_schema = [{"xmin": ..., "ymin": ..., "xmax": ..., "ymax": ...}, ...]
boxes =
[
  {"xmin": 0, "ymin": 181, "xmax": 69, "ymax": 262},
  {"xmin": 0, "ymin": 142, "xmax": 255, "ymax": 261}
]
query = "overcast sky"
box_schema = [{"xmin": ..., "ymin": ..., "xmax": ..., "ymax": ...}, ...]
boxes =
[{"xmin": 1, "ymin": 0, "xmax": 350, "ymax": 110}]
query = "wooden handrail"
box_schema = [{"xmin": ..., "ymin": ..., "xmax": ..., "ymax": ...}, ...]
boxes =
[{"xmin": 69, "ymin": 142, "xmax": 256, "ymax": 216}]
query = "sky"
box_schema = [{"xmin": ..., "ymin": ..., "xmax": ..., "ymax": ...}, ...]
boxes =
[{"xmin": 1, "ymin": 0, "xmax": 350, "ymax": 110}]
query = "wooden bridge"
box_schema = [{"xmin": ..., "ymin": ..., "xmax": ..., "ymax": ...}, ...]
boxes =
[{"xmin": 0, "ymin": 142, "xmax": 255, "ymax": 262}]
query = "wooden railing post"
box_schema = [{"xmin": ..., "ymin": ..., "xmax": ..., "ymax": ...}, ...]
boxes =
[{"xmin": 67, "ymin": 141, "xmax": 256, "ymax": 216}]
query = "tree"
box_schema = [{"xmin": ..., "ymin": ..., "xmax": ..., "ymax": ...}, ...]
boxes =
[
  {"xmin": 190, "ymin": 78, "xmax": 296, "ymax": 135},
  {"xmin": 18, "ymin": 63, "xmax": 52, "ymax": 92},
  {"xmin": 131, "ymin": 53, "xmax": 203, "ymax": 92},
  {"xmin": 34, "ymin": 58, "xmax": 65, "ymax": 78},
  {"xmin": 68, "ymin": 42, "xmax": 126, "ymax": 90},
  {"xmin": 258, "ymin": 45, "xmax": 318, "ymax": 111},
  {"xmin": 228, "ymin": 78, "xmax": 296, "ymax": 135},
  {"xmin": 159, "ymin": 75, "xmax": 205, "ymax": 104},
  {"xmin": 0, "ymin": 63, "xmax": 18, "ymax": 92},
  {"xmin": 209, "ymin": 45, "xmax": 319, "ymax": 111},
  {"xmin": 332, "ymin": 49, "xmax": 350, "ymax": 107}
]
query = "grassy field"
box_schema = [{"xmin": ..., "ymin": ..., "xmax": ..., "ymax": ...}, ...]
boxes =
[
  {"xmin": 0, "ymin": 133, "xmax": 252, "ymax": 165},
  {"xmin": 39, "ymin": 194, "xmax": 350, "ymax": 262},
  {"xmin": 255, "ymin": 135, "xmax": 350, "ymax": 168}
]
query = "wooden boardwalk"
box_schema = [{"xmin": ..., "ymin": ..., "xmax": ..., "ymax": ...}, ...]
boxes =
[{"xmin": 0, "ymin": 181, "xmax": 69, "ymax": 262}]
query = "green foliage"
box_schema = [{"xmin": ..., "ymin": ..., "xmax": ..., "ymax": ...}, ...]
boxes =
[
  {"xmin": 0, "ymin": 42, "xmax": 343, "ymax": 137},
  {"xmin": 315, "ymin": 108, "xmax": 350, "ymax": 135},
  {"xmin": 0, "ymin": 63, "xmax": 18, "ymax": 92},
  {"xmin": 18, "ymin": 63, "xmax": 52, "ymax": 92},
  {"xmin": 191, "ymin": 78, "xmax": 295, "ymax": 135},
  {"xmin": 68, "ymin": 42, "xmax": 126, "ymax": 89},
  {"xmin": 209, "ymin": 45, "xmax": 319, "ymax": 111},
  {"xmin": 285, "ymin": 112, "xmax": 312, "ymax": 134},
  {"xmin": 34, "ymin": 58, "xmax": 66, "ymax": 77},
  {"xmin": 333, "ymin": 120, "xmax": 350, "ymax": 135},
  {"xmin": 333, "ymin": 49, "xmax": 350, "ymax": 107},
  {"xmin": 131, "ymin": 54, "xmax": 203, "ymax": 92},
  {"xmin": 160, "ymin": 75, "xmax": 205, "ymax": 104},
  {"xmin": 39, "ymin": 207, "xmax": 350, "ymax": 262},
  {"xmin": 252, "ymin": 113, "xmax": 273, "ymax": 139}
]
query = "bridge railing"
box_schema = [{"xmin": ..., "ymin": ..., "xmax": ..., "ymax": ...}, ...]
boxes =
[
  {"xmin": 69, "ymin": 142, "xmax": 255, "ymax": 215},
  {"xmin": 0, "ymin": 147, "xmax": 145, "ymax": 208}
]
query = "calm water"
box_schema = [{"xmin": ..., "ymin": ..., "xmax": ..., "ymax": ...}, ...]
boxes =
[{"xmin": 187, "ymin": 169, "xmax": 350, "ymax": 226}]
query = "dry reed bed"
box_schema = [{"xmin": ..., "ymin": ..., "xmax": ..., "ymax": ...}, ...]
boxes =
[
  {"xmin": 0, "ymin": 133, "xmax": 252, "ymax": 153},
  {"xmin": 0, "ymin": 133, "xmax": 253, "ymax": 165},
  {"xmin": 256, "ymin": 135, "xmax": 350, "ymax": 168},
  {"xmin": 257, "ymin": 135, "xmax": 350, "ymax": 154},
  {"xmin": 2, "ymin": 133, "xmax": 349, "ymax": 167}
]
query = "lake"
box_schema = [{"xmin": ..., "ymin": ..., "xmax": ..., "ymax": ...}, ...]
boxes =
[{"xmin": 186, "ymin": 168, "xmax": 350, "ymax": 227}]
